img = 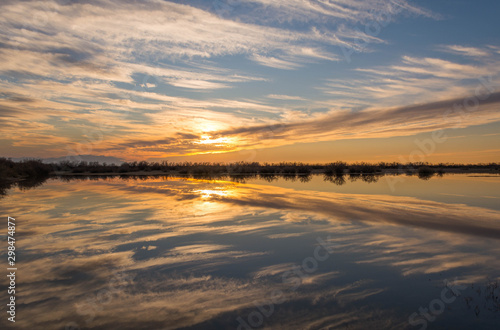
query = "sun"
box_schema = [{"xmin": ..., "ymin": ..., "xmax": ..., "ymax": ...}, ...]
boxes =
[{"xmin": 195, "ymin": 135, "xmax": 231, "ymax": 146}]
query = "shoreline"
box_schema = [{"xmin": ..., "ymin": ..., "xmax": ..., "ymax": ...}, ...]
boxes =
[
  {"xmin": 50, "ymin": 168, "xmax": 500, "ymax": 177},
  {"xmin": 2, "ymin": 158, "xmax": 499, "ymax": 183}
]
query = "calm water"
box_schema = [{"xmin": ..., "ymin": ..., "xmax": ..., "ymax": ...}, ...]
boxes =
[{"xmin": 1, "ymin": 174, "xmax": 500, "ymax": 329}]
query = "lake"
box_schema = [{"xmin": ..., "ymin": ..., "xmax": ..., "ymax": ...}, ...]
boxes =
[{"xmin": 1, "ymin": 174, "xmax": 500, "ymax": 329}]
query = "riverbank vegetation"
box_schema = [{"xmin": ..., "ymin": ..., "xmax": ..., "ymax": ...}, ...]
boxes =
[
  {"xmin": 1, "ymin": 157, "xmax": 499, "ymax": 196},
  {"xmin": 2, "ymin": 158, "xmax": 499, "ymax": 178}
]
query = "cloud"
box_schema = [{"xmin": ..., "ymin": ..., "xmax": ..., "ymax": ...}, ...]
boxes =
[
  {"xmin": 211, "ymin": 91, "xmax": 500, "ymax": 151},
  {"xmin": 238, "ymin": 0, "xmax": 439, "ymax": 24},
  {"xmin": 0, "ymin": 0, "xmax": 358, "ymax": 78},
  {"xmin": 4, "ymin": 0, "xmax": 497, "ymax": 161},
  {"xmin": 267, "ymin": 94, "xmax": 306, "ymax": 101},
  {"xmin": 321, "ymin": 49, "xmax": 500, "ymax": 111},
  {"xmin": 441, "ymin": 45, "xmax": 491, "ymax": 57},
  {"xmin": 250, "ymin": 54, "xmax": 303, "ymax": 70},
  {"xmin": 393, "ymin": 56, "xmax": 490, "ymax": 79},
  {"xmin": 66, "ymin": 87, "xmax": 500, "ymax": 159}
]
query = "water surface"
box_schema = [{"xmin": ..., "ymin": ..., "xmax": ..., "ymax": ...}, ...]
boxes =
[{"xmin": 1, "ymin": 174, "xmax": 499, "ymax": 329}]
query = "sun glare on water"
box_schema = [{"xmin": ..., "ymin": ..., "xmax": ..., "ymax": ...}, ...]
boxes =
[{"xmin": 195, "ymin": 189, "xmax": 230, "ymax": 199}]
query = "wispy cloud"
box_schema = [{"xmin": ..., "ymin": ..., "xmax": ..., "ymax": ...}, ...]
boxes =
[
  {"xmin": 239, "ymin": 0, "xmax": 439, "ymax": 23},
  {"xmin": 267, "ymin": 94, "xmax": 306, "ymax": 101},
  {"xmin": 211, "ymin": 91, "xmax": 500, "ymax": 151},
  {"xmin": 322, "ymin": 48, "xmax": 500, "ymax": 110},
  {"xmin": 440, "ymin": 45, "xmax": 491, "ymax": 57},
  {"xmin": 249, "ymin": 54, "xmax": 303, "ymax": 70}
]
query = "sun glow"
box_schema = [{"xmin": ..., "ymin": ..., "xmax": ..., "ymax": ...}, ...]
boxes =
[{"xmin": 195, "ymin": 135, "xmax": 232, "ymax": 146}]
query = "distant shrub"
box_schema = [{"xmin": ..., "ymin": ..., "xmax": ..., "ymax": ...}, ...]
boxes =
[
  {"xmin": 227, "ymin": 162, "xmax": 258, "ymax": 175},
  {"xmin": 259, "ymin": 165, "xmax": 277, "ymax": 175},
  {"xmin": 119, "ymin": 163, "xmax": 130, "ymax": 173},
  {"xmin": 281, "ymin": 167, "xmax": 296, "ymax": 175},
  {"xmin": 297, "ymin": 165, "xmax": 312, "ymax": 175},
  {"xmin": 324, "ymin": 161, "xmax": 346, "ymax": 176},
  {"xmin": 349, "ymin": 162, "xmax": 379, "ymax": 174}
]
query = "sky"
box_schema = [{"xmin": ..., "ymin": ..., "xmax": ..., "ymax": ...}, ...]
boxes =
[{"xmin": 0, "ymin": 0, "xmax": 499, "ymax": 163}]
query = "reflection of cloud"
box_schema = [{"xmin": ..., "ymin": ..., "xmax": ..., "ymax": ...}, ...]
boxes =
[
  {"xmin": 301, "ymin": 271, "xmax": 341, "ymax": 285},
  {"xmin": 211, "ymin": 181, "xmax": 500, "ymax": 240},
  {"xmin": 254, "ymin": 263, "xmax": 296, "ymax": 277},
  {"xmin": 2, "ymin": 176, "xmax": 500, "ymax": 328},
  {"xmin": 267, "ymin": 232, "xmax": 305, "ymax": 239}
]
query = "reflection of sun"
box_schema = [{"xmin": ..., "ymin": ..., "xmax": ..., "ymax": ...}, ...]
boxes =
[{"xmin": 195, "ymin": 189, "xmax": 230, "ymax": 199}]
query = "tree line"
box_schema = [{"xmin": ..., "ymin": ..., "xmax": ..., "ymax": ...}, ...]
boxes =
[{"xmin": 1, "ymin": 157, "xmax": 499, "ymax": 179}]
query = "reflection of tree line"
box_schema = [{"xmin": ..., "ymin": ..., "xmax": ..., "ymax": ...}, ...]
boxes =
[
  {"xmin": 324, "ymin": 173, "xmax": 380, "ymax": 185},
  {"xmin": 0, "ymin": 175, "xmax": 49, "ymax": 197},
  {"xmin": 323, "ymin": 169, "xmax": 442, "ymax": 185},
  {"xmin": 0, "ymin": 171, "xmax": 417, "ymax": 198},
  {"xmin": 0, "ymin": 158, "xmax": 52, "ymax": 197},
  {"xmin": 1, "ymin": 158, "xmax": 499, "ymax": 196}
]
